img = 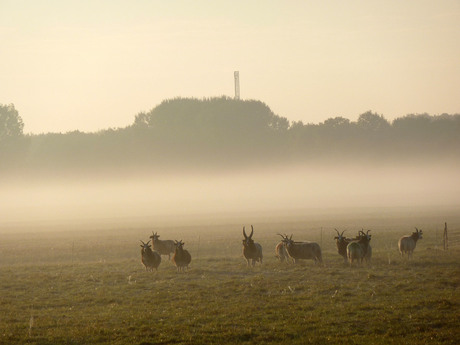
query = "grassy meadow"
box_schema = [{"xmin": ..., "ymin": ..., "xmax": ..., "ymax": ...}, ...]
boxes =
[{"xmin": 0, "ymin": 211, "xmax": 459, "ymax": 345}]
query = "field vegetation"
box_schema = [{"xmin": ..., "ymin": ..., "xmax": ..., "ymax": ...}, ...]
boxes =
[{"xmin": 1, "ymin": 212, "xmax": 459, "ymax": 345}]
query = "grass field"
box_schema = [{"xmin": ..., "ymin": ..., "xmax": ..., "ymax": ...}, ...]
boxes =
[{"xmin": 0, "ymin": 211, "xmax": 459, "ymax": 345}]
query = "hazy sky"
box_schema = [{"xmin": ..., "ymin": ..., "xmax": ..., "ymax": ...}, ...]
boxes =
[{"xmin": 1, "ymin": 0, "xmax": 459, "ymax": 134}]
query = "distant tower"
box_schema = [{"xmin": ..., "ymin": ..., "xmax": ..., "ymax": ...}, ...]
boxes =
[{"xmin": 234, "ymin": 71, "xmax": 240, "ymax": 100}]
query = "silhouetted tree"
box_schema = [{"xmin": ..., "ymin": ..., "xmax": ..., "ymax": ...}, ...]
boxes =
[
  {"xmin": 0, "ymin": 103, "xmax": 29, "ymax": 170},
  {"xmin": 0, "ymin": 104, "xmax": 24, "ymax": 141},
  {"xmin": 323, "ymin": 116, "xmax": 351, "ymax": 128},
  {"xmin": 357, "ymin": 111, "xmax": 390, "ymax": 132},
  {"xmin": 1, "ymin": 98, "xmax": 459, "ymax": 176}
]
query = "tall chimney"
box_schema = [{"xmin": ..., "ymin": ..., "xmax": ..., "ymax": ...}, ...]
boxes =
[{"xmin": 234, "ymin": 71, "xmax": 240, "ymax": 100}]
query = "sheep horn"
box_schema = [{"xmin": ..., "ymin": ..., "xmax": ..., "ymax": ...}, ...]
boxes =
[
  {"xmin": 243, "ymin": 226, "xmax": 247, "ymax": 239},
  {"xmin": 250, "ymin": 225, "xmax": 254, "ymax": 238}
]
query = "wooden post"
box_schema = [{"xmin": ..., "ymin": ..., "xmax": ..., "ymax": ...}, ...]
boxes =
[
  {"xmin": 197, "ymin": 235, "xmax": 201, "ymax": 265},
  {"xmin": 436, "ymin": 226, "xmax": 438, "ymax": 251},
  {"xmin": 320, "ymin": 227, "xmax": 323, "ymax": 249},
  {"xmin": 443, "ymin": 222, "xmax": 448, "ymax": 251}
]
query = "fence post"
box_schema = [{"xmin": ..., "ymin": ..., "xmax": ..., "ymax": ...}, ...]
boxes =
[
  {"xmin": 320, "ymin": 227, "xmax": 323, "ymax": 249},
  {"xmin": 443, "ymin": 222, "xmax": 448, "ymax": 251},
  {"xmin": 436, "ymin": 226, "xmax": 438, "ymax": 251},
  {"xmin": 197, "ymin": 235, "xmax": 201, "ymax": 265}
]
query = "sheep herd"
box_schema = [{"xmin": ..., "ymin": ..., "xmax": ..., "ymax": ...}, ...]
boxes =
[
  {"xmin": 140, "ymin": 226, "xmax": 424, "ymax": 272},
  {"xmin": 140, "ymin": 231, "xmax": 191, "ymax": 272}
]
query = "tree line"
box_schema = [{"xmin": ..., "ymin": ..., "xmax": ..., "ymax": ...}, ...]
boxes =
[{"xmin": 1, "ymin": 97, "xmax": 459, "ymax": 176}]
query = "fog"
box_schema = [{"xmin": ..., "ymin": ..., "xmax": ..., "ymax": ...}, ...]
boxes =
[{"xmin": 1, "ymin": 164, "xmax": 459, "ymax": 230}]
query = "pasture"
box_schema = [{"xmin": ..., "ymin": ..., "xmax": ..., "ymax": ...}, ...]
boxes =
[{"xmin": 0, "ymin": 211, "xmax": 459, "ymax": 345}]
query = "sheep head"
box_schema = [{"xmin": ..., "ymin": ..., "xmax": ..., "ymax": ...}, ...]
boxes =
[
  {"xmin": 334, "ymin": 228, "xmax": 347, "ymax": 241},
  {"xmin": 414, "ymin": 228, "xmax": 423, "ymax": 239},
  {"xmin": 242, "ymin": 226, "xmax": 255, "ymax": 247},
  {"xmin": 140, "ymin": 240, "xmax": 152, "ymax": 249}
]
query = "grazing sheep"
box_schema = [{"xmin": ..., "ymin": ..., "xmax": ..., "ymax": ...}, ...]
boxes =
[
  {"xmin": 149, "ymin": 231, "xmax": 175, "ymax": 259},
  {"xmin": 172, "ymin": 240, "xmax": 192, "ymax": 272},
  {"xmin": 242, "ymin": 225, "xmax": 263, "ymax": 267},
  {"xmin": 140, "ymin": 240, "xmax": 161, "ymax": 271},
  {"xmin": 346, "ymin": 230, "xmax": 372, "ymax": 267},
  {"xmin": 398, "ymin": 228, "xmax": 423, "ymax": 259},
  {"xmin": 281, "ymin": 234, "xmax": 322, "ymax": 265}
]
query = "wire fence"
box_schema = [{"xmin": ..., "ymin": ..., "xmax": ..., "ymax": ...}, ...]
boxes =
[{"xmin": 435, "ymin": 224, "xmax": 460, "ymax": 250}]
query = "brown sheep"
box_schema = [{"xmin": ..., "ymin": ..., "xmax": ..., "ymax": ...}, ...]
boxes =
[
  {"xmin": 149, "ymin": 231, "xmax": 175, "ymax": 259},
  {"xmin": 140, "ymin": 240, "xmax": 161, "ymax": 271},
  {"xmin": 398, "ymin": 228, "xmax": 423, "ymax": 259},
  {"xmin": 281, "ymin": 234, "xmax": 322, "ymax": 265},
  {"xmin": 334, "ymin": 228, "xmax": 352, "ymax": 263},
  {"xmin": 172, "ymin": 240, "xmax": 192, "ymax": 272},
  {"xmin": 346, "ymin": 230, "xmax": 372, "ymax": 267},
  {"xmin": 242, "ymin": 225, "xmax": 263, "ymax": 267}
]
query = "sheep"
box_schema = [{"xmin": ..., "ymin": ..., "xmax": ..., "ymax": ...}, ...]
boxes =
[
  {"xmin": 346, "ymin": 230, "xmax": 372, "ymax": 267},
  {"xmin": 281, "ymin": 234, "xmax": 322, "ymax": 265},
  {"xmin": 172, "ymin": 240, "xmax": 192, "ymax": 272},
  {"xmin": 242, "ymin": 225, "xmax": 263, "ymax": 267},
  {"xmin": 334, "ymin": 228, "xmax": 352, "ymax": 263},
  {"xmin": 275, "ymin": 233, "xmax": 291, "ymax": 263},
  {"xmin": 358, "ymin": 229, "xmax": 372, "ymax": 264},
  {"xmin": 365, "ymin": 241, "xmax": 372, "ymax": 263},
  {"xmin": 398, "ymin": 227, "xmax": 423, "ymax": 259},
  {"xmin": 149, "ymin": 231, "xmax": 175, "ymax": 259},
  {"xmin": 140, "ymin": 240, "xmax": 162, "ymax": 271}
]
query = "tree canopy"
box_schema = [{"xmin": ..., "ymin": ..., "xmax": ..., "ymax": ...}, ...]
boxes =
[
  {"xmin": 0, "ymin": 104, "xmax": 24, "ymax": 141},
  {"xmin": 0, "ymin": 103, "xmax": 28, "ymax": 166},
  {"xmin": 1, "ymin": 98, "xmax": 459, "ymax": 176}
]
